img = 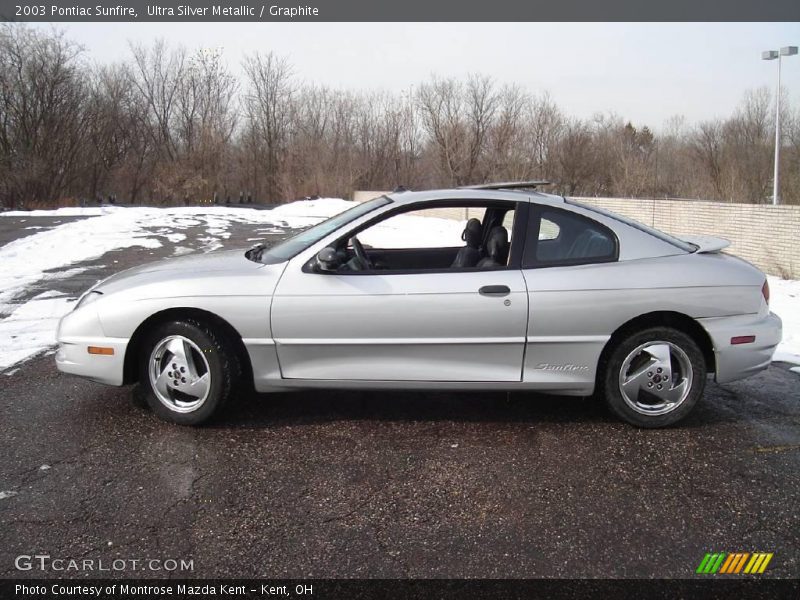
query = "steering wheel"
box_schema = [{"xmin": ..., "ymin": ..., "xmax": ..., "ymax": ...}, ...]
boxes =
[{"xmin": 350, "ymin": 236, "xmax": 373, "ymax": 270}]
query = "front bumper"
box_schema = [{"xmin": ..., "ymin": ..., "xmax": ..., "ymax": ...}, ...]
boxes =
[
  {"xmin": 699, "ymin": 311, "xmax": 782, "ymax": 384},
  {"xmin": 55, "ymin": 337, "xmax": 128, "ymax": 385},
  {"xmin": 55, "ymin": 304, "xmax": 128, "ymax": 386}
]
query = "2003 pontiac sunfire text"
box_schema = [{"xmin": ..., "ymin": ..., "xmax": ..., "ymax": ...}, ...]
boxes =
[{"xmin": 17, "ymin": 4, "xmax": 321, "ymax": 18}]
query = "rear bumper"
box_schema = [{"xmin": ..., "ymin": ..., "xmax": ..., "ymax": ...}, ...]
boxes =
[{"xmin": 699, "ymin": 311, "xmax": 782, "ymax": 384}]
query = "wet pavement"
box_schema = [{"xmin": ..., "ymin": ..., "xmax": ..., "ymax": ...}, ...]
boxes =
[{"xmin": 0, "ymin": 213, "xmax": 798, "ymax": 579}]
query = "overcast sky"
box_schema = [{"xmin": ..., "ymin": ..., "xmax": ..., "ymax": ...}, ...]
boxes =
[{"xmin": 37, "ymin": 22, "xmax": 800, "ymax": 128}]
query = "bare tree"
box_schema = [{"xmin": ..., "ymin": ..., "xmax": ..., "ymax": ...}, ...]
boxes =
[
  {"xmin": 691, "ymin": 121, "xmax": 726, "ymax": 200},
  {"xmin": 784, "ymin": 105, "xmax": 800, "ymax": 205},
  {"xmin": 0, "ymin": 25, "xmax": 88, "ymax": 207},
  {"xmin": 242, "ymin": 51, "xmax": 293, "ymax": 202},
  {"xmin": 724, "ymin": 87, "xmax": 773, "ymax": 203},
  {"xmin": 526, "ymin": 92, "xmax": 563, "ymax": 180},
  {"xmin": 416, "ymin": 75, "xmax": 500, "ymax": 186},
  {"xmin": 129, "ymin": 40, "xmax": 185, "ymax": 165},
  {"xmin": 483, "ymin": 84, "xmax": 528, "ymax": 180},
  {"xmin": 82, "ymin": 64, "xmax": 138, "ymax": 202},
  {"xmin": 3, "ymin": 24, "xmax": 800, "ymax": 208},
  {"xmin": 555, "ymin": 119, "xmax": 596, "ymax": 195},
  {"xmin": 174, "ymin": 47, "xmax": 238, "ymax": 201}
]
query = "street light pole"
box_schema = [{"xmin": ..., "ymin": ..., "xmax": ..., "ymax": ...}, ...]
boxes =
[
  {"xmin": 773, "ymin": 54, "xmax": 781, "ymax": 206},
  {"xmin": 762, "ymin": 46, "xmax": 797, "ymax": 205}
]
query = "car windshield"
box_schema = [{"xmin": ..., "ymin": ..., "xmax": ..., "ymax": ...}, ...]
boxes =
[{"xmin": 258, "ymin": 196, "xmax": 392, "ymax": 264}]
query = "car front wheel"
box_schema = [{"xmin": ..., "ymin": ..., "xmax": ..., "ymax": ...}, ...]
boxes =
[
  {"xmin": 139, "ymin": 319, "xmax": 240, "ymax": 425},
  {"xmin": 603, "ymin": 327, "xmax": 706, "ymax": 428}
]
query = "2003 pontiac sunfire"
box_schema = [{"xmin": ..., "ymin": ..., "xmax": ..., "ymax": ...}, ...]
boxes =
[{"xmin": 56, "ymin": 182, "xmax": 782, "ymax": 428}]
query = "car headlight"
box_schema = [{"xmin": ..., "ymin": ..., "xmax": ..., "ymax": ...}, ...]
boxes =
[{"xmin": 75, "ymin": 290, "xmax": 103, "ymax": 310}]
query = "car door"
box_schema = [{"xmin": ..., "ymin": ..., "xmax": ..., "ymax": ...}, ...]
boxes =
[
  {"xmin": 270, "ymin": 202, "xmax": 530, "ymax": 382},
  {"xmin": 520, "ymin": 204, "xmax": 620, "ymax": 388}
]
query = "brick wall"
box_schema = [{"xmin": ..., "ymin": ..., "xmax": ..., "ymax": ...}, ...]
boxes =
[
  {"xmin": 352, "ymin": 191, "xmax": 799, "ymax": 278},
  {"xmin": 352, "ymin": 191, "xmax": 389, "ymax": 203},
  {"xmin": 573, "ymin": 197, "xmax": 799, "ymax": 278}
]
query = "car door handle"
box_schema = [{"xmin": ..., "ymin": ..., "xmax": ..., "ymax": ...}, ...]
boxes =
[{"xmin": 479, "ymin": 285, "xmax": 511, "ymax": 297}]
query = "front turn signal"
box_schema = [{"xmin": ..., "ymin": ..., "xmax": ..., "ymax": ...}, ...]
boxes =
[{"xmin": 88, "ymin": 346, "xmax": 114, "ymax": 356}]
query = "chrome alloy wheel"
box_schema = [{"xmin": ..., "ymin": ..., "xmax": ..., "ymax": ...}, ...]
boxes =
[
  {"xmin": 149, "ymin": 335, "xmax": 211, "ymax": 413},
  {"xmin": 618, "ymin": 341, "xmax": 693, "ymax": 416}
]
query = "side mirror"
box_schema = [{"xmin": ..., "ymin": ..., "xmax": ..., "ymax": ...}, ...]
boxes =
[{"xmin": 315, "ymin": 247, "xmax": 340, "ymax": 272}]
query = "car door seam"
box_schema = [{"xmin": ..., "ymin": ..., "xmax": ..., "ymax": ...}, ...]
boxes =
[{"xmin": 520, "ymin": 269, "xmax": 531, "ymax": 382}]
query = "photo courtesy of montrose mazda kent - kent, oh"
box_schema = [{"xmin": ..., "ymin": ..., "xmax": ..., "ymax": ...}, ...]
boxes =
[{"xmin": 55, "ymin": 182, "xmax": 782, "ymax": 428}]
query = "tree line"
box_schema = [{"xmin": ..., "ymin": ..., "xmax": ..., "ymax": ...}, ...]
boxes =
[{"xmin": 2, "ymin": 24, "xmax": 799, "ymax": 209}]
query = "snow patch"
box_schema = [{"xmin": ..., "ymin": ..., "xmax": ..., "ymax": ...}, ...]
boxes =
[
  {"xmin": 0, "ymin": 293, "xmax": 76, "ymax": 369},
  {"xmin": 269, "ymin": 198, "xmax": 355, "ymax": 219},
  {"xmin": 769, "ymin": 276, "xmax": 800, "ymax": 368},
  {"xmin": 198, "ymin": 237, "xmax": 223, "ymax": 253},
  {"xmin": 0, "ymin": 200, "xmax": 349, "ymax": 307},
  {"xmin": 0, "ymin": 216, "xmax": 160, "ymax": 306},
  {"xmin": 2, "ymin": 206, "xmax": 124, "ymax": 217}
]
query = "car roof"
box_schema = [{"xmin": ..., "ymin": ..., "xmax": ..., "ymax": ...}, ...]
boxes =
[{"xmin": 383, "ymin": 188, "xmax": 567, "ymax": 207}]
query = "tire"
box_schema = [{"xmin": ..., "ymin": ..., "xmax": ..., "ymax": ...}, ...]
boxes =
[
  {"xmin": 138, "ymin": 319, "xmax": 241, "ymax": 425},
  {"xmin": 603, "ymin": 326, "xmax": 706, "ymax": 428}
]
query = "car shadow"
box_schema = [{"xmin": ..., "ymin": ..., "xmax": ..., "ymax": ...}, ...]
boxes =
[
  {"xmin": 128, "ymin": 367, "xmax": 795, "ymax": 430},
  {"xmin": 207, "ymin": 388, "xmax": 617, "ymax": 429}
]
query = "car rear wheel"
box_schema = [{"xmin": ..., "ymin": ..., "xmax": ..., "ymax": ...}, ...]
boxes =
[
  {"xmin": 603, "ymin": 327, "xmax": 706, "ymax": 428},
  {"xmin": 139, "ymin": 319, "xmax": 240, "ymax": 425}
]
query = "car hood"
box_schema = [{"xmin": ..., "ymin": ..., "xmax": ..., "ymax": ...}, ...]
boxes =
[
  {"xmin": 93, "ymin": 249, "xmax": 282, "ymax": 297},
  {"xmin": 104, "ymin": 249, "xmax": 257, "ymax": 279}
]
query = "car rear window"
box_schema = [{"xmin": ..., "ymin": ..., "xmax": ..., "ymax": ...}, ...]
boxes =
[
  {"xmin": 539, "ymin": 218, "xmax": 560, "ymax": 240},
  {"xmin": 565, "ymin": 199, "xmax": 695, "ymax": 252},
  {"xmin": 525, "ymin": 208, "xmax": 617, "ymax": 267}
]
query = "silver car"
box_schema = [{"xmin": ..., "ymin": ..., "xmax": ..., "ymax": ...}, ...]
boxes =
[{"xmin": 55, "ymin": 183, "xmax": 782, "ymax": 427}]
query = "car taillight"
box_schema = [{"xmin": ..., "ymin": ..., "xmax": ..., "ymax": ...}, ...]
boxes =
[{"xmin": 762, "ymin": 280, "xmax": 770, "ymax": 305}]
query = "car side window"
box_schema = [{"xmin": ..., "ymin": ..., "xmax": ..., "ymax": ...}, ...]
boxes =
[
  {"xmin": 311, "ymin": 201, "xmax": 523, "ymax": 274},
  {"xmin": 524, "ymin": 208, "xmax": 617, "ymax": 268},
  {"xmin": 351, "ymin": 204, "xmax": 515, "ymax": 271},
  {"xmin": 357, "ymin": 206, "xmax": 472, "ymax": 249}
]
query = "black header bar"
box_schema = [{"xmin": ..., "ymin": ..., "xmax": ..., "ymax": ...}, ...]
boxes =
[{"xmin": 1, "ymin": 0, "xmax": 800, "ymax": 22}]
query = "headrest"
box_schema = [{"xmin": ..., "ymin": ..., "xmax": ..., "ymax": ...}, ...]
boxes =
[
  {"xmin": 486, "ymin": 226, "xmax": 509, "ymax": 257},
  {"xmin": 462, "ymin": 218, "xmax": 482, "ymax": 248}
]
